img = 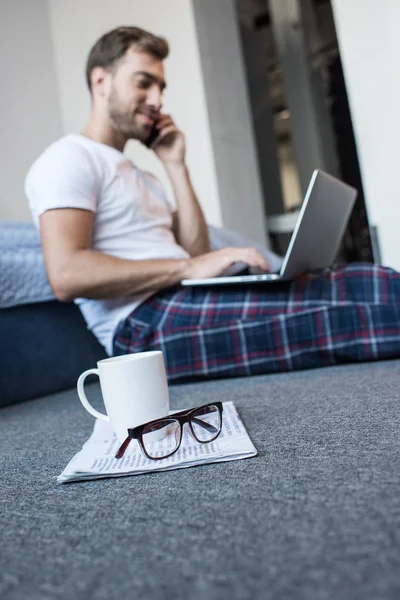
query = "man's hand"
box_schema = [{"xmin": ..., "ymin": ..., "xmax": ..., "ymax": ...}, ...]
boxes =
[
  {"xmin": 181, "ymin": 247, "xmax": 270, "ymax": 280},
  {"xmin": 148, "ymin": 113, "xmax": 209, "ymax": 256},
  {"xmin": 152, "ymin": 114, "xmax": 185, "ymax": 165}
]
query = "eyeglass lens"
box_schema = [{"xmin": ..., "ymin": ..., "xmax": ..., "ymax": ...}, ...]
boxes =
[
  {"xmin": 191, "ymin": 404, "xmax": 221, "ymax": 442},
  {"xmin": 142, "ymin": 418, "xmax": 181, "ymax": 459},
  {"xmin": 141, "ymin": 404, "xmax": 221, "ymax": 459}
]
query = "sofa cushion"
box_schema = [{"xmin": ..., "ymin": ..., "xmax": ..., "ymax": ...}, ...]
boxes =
[{"xmin": 0, "ymin": 301, "xmax": 106, "ymax": 407}]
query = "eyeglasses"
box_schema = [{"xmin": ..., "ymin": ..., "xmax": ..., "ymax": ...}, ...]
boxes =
[{"xmin": 115, "ymin": 402, "xmax": 223, "ymax": 461}]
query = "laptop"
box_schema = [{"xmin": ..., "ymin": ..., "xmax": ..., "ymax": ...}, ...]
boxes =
[{"xmin": 181, "ymin": 169, "xmax": 357, "ymax": 286}]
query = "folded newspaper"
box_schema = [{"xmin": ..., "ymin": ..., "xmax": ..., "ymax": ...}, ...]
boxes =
[{"xmin": 57, "ymin": 401, "xmax": 257, "ymax": 483}]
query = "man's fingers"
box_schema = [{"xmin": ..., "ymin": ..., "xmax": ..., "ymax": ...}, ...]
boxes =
[
  {"xmin": 159, "ymin": 124, "xmax": 177, "ymax": 136},
  {"xmin": 184, "ymin": 247, "xmax": 271, "ymax": 280},
  {"xmin": 157, "ymin": 125, "xmax": 179, "ymax": 144},
  {"xmin": 231, "ymin": 247, "xmax": 270, "ymax": 272},
  {"xmin": 156, "ymin": 114, "xmax": 174, "ymax": 128}
]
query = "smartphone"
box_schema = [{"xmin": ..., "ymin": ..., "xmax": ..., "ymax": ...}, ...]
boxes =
[{"xmin": 145, "ymin": 124, "xmax": 160, "ymax": 149}]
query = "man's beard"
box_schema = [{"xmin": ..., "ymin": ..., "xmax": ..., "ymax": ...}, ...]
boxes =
[{"xmin": 108, "ymin": 87, "xmax": 148, "ymax": 142}]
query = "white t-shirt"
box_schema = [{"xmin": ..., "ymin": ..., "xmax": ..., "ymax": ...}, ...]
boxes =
[{"xmin": 25, "ymin": 134, "xmax": 189, "ymax": 355}]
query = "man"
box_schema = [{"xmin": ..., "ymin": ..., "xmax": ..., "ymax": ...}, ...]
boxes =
[{"xmin": 26, "ymin": 26, "xmax": 400, "ymax": 382}]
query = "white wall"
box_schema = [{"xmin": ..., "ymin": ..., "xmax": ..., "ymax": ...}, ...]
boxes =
[
  {"xmin": 0, "ymin": 0, "xmax": 62, "ymax": 221},
  {"xmin": 47, "ymin": 0, "xmax": 222, "ymax": 225},
  {"xmin": 191, "ymin": 0, "xmax": 269, "ymax": 245},
  {"xmin": 332, "ymin": 0, "xmax": 400, "ymax": 270}
]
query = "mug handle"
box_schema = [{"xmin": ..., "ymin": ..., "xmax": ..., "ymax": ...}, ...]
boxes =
[{"xmin": 77, "ymin": 368, "xmax": 110, "ymax": 422}]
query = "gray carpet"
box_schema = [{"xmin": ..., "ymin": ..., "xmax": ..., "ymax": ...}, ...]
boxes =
[{"xmin": 1, "ymin": 360, "xmax": 400, "ymax": 600}]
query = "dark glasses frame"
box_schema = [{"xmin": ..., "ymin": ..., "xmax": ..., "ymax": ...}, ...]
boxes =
[{"xmin": 115, "ymin": 402, "xmax": 224, "ymax": 460}]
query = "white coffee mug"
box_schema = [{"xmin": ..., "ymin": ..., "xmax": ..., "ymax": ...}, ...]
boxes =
[{"xmin": 77, "ymin": 351, "xmax": 170, "ymax": 442}]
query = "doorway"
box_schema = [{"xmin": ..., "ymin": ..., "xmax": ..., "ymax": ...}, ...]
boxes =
[{"xmin": 236, "ymin": 0, "xmax": 375, "ymax": 262}]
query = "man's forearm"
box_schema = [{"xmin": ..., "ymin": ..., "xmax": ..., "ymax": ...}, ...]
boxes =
[
  {"xmin": 49, "ymin": 245, "xmax": 271, "ymax": 303},
  {"xmin": 51, "ymin": 249, "xmax": 188, "ymax": 302},
  {"xmin": 165, "ymin": 163, "xmax": 210, "ymax": 256}
]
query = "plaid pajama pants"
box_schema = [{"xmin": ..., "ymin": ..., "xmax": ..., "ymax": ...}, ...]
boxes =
[{"xmin": 113, "ymin": 264, "xmax": 400, "ymax": 382}]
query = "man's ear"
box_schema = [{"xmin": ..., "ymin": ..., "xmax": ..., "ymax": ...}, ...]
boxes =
[{"xmin": 90, "ymin": 66, "xmax": 109, "ymax": 97}]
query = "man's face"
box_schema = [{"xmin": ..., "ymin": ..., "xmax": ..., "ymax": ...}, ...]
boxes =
[{"xmin": 104, "ymin": 47, "xmax": 166, "ymax": 142}]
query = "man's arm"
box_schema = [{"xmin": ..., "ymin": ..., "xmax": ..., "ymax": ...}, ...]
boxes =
[
  {"xmin": 40, "ymin": 208, "xmax": 186, "ymax": 301},
  {"xmin": 167, "ymin": 163, "xmax": 210, "ymax": 257},
  {"xmin": 40, "ymin": 208, "xmax": 269, "ymax": 301},
  {"xmin": 153, "ymin": 114, "xmax": 210, "ymax": 256}
]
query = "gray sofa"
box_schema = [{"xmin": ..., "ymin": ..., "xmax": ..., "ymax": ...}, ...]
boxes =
[
  {"xmin": 1, "ymin": 359, "xmax": 400, "ymax": 599},
  {"xmin": 0, "ymin": 219, "xmax": 282, "ymax": 407},
  {"xmin": 0, "ymin": 220, "xmax": 107, "ymax": 406}
]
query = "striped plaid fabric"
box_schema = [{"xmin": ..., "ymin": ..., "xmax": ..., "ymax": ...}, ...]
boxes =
[{"xmin": 113, "ymin": 264, "xmax": 400, "ymax": 382}]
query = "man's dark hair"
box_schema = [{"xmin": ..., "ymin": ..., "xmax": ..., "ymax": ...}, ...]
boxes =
[{"xmin": 85, "ymin": 26, "xmax": 169, "ymax": 92}]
